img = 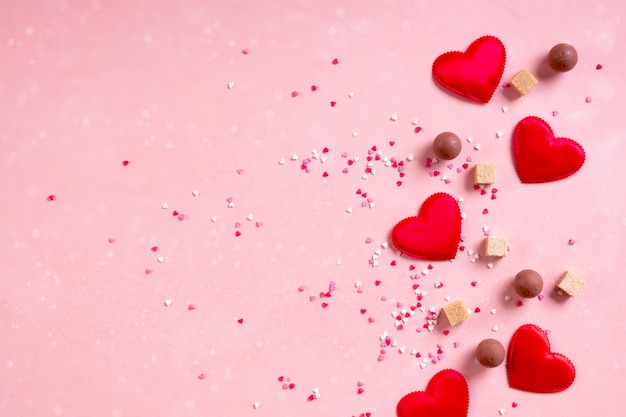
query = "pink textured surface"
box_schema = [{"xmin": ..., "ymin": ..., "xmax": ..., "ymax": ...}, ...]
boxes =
[{"xmin": 1, "ymin": 1, "xmax": 624, "ymax": 416}]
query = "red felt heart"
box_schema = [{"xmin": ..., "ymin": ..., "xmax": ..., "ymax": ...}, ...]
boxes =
[
  {"xmin": 391, "ymin": 193, "xmax": 461, "ymax": 260},
  {"xmin": 507, "ymin": 324, "xmax": 576, "ymax": 393},
  {"xmin": 397, "ymin": 369, "xmax": 469, "ymax": 417},
  {"xmin": 513, "ymin": 116, "xmax": 585, "ymax": 183},
  {"xmin": 432, "ymin": 35, "xmax": 506, "ymax": 103}
]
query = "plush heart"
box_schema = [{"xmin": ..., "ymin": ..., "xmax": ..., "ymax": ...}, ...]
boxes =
[
  {"xmin": 513, "ymin": 116, "xmax": 585, "ymax": 183},
  {"xmin": 506, "ymin": 324, "xmax": 576, "ymax": 393},
  {"xmin": 391, "ymin": 193, "xmax": 461, "ymax": 260},
  {"xmin": 397, "ymin": 369, "xmax": 469, "ymax": 417},
  {"xmin": 432, "ymin": 35, "xmax": 506, "ymax": 103}
]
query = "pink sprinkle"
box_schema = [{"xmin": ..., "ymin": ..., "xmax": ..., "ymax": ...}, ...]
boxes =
[
  {"xmin": 197, "ymin": 373, "xmax": 206, "ymax": 380},
  {"xmin": 377, "ymin": 355, "xmax": 385, "ymax": 361},
  {"xmin": 292, "ymin": 90, "xmax": 300, "ymax": 97},
  {"xmin": 309, "ymin": 295, "xmax": 316, "ymax": 301},
  {"xmin": 443, "ymin": 330, "xmax": 450, "ymax": 336},
  {"xmin": 342, "ymin": 167, "xmax": 349, "ymax": 173},
  {"xmin": 341, "ymin": 152, "xmax": 348, "ymax": 157},
  {"xmin": 368, "ymin": 317, "xmax": 375, "ymax": 323},
  {"xmin": 538, "ymin": 294, "xmax": 545, "ymax": 300},
  {"xmin": 298, "ymin": 285, "xmax": 306, "ymax": 292},
  {"xmin": 380, "ymin": 295, "xmax": 387, "ymax": 301},
  {"xmin": 357, "ymin": 288, "xmax": 363, "ymax": 293},
  {"xmin": 145, "ymin": 268, "xmax": 153, "ymax": 274},
  {"xmin": 188, "ymin": 304, "xmax": 196, "ymax": 310},
  {"xmin": 396, "ymin": 301, "xmax": 403, "ymax": 308},
  {"xmin": 456, "ymin": 167, "xmax": 463, "ymax": 173},
  {"xmin": 453, "ymin": 341, "xmax": 460, "ymax": 348},
  {"xmin": 425, "ymin": 157, "xmax": 432, "ymax": 168},
  {"xmin": 446, "ymin": 163, "xmax": 454, "ymax": 169},
  {"xmin": 236, "ymin": 168, "xmax": 243, "ymax": 175},
  {"xmin": 552, "ymin": 110, "xmax": 559, "ymax": 117},
  {"xmin": 545, "ymin": 329, "xmax": 551, "ymax": 335},
  {"xmin": 568, "ymin": 239, "xmax": 576, "ymax": 245},
  {"xmin": 330, "ymin": 101, "xmax": 336, "ymax": 107},
  {"xmin": 108, "ymin": 237, "xmax": 116, "ymax": 243},
  {"xmin": 282, "ymin": 383, "xmax": 289, "ymax": 390},
  {"xmin": 596, "ymin": 64, "xmax": 603, "ymax": 70},
  {"xmin": 585, "ymin": 96, "xmax": 592, "ymax": 103},
  {"xmin": 234, "ymin": 222, "xmax": 241, "ymax": 228},
  {"xmin": 502, "ymin": 82, "xmax": 510, "ymax": 88},
  {"xmin": 255, "ymin": 221, "xmax": 263, "ymax": 227},
  {"xmin": 365, "ymin": 237, "xmax": 372, "ymax": 244},
  {"xmin": 357, "ymin": 380, "xmax": 364, "ymax": 387},
  {"xmin": 332, "ymin": 58, "xmax": 339, "ymax": 65},
  {"xmin": 226, "ymin": 197, "xmax": 233, "ymax": 203},
  {"xmin": 466, "ymin": 156, "xmax": 472, "ymax": 162},
  {"xmin": 329, "ymin": 281, "xmax": 336, "ymax": 292},
  {"xmin": 241, "ymin": 48, "xmax": 250, "ymax": 54},
  {"xmin": 444, "ymin": 178, "xmax": 451, "ymax": 184}
]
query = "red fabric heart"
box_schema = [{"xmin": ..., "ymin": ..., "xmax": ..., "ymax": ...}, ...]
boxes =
[
  {"xmin": 397, "ymin": 369, "xmax": 469, "ymax": 417},
  {"xmin": 506, "ymin": 324, "xmax": 576, "ymax": 393},
  {"xmin": 391, "ymin": 193, "xmax": 461, "ymax": 260},
  {"xmin": 513, "ymin": 116, "xmax": 585, "ymax": 183},
  {"xmin": 432, "ymin": 35, "xmax": 506, "ymax": 103}
]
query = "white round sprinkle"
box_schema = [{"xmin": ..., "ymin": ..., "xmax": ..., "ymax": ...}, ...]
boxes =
[
  {"xmin": 420, "ymin": 362, "xmax": 427, "ymax": 369},
  {"xmin": 355, "ymin": 281, "xmax": 361, "ymax": 288},
  {"xmin": 381, "ymin": 242, "xmax": 389, "ymax": 249},
  {"xmin": 487, "ymin": 263, "xmax": 494, "ymax": 269}
]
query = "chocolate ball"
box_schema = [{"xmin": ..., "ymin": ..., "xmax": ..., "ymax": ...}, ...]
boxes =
[
  {"xmin": 433, "ymin": 132, "xmax": 462, "ymax": 160},
  {"xmin": 476, "ymin": 338, "xmax": 505, "ymax": 368},
  {"xmin": 548, "ymin": 43, "xmax": 578, "ymax": 72},
  {"xmin": 514, "ymin": 269, "xmax": 543, "ymax": 298}
]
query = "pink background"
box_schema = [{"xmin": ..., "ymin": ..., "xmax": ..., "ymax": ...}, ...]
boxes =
[{"xmin": 1, "ymin": 1, "xmax": 624, "ymax": 416}]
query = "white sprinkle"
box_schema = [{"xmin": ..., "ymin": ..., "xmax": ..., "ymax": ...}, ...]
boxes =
[
  {"xmin": 390, "ymin": 114, "xmax": 398, "ymax": 121},
  {"xmin": 483, "ymin": 225, "xmax": 489, "ymax": 232},
  {"xmin": 457, "ymin": 196, "xmax": 464, "ymax": 203},
  {"xmin": 348, "ymin": 92, "xmax": 355, "ymax": 98},
  {"xmin": 247, "ymin": 214, "xmax": 254, "ymax": 221},
  {"xmin": 499, "ymin": 409, "xmax": 506, "ymax": 415},
  {"xmin": 461, "ymin": 213, "xmax": 466, "ymax": 219},
  {"xmin": 381, "ymin": 242, "xmax": 389, "ymax": 249},
  {"xmin": 253, "ymin": 402, "xmax": 260, "ymax": 409},
  {"xmin": 467, "ymin": 249, "xmax": 473, "ymax": 256},
  {"xmin": 228, "ymin": 202, "xmax": 235, "ymax": 208},
  {"xmin": 157, "ymin": 256, "xmax": 164, "ymax": 263},
  {"xmin": 164, "ymin": 299, "xmax": 172, "ymax": 306},
  {"xmin": 291, "ymin": 154, "xmax": 298, "ymax": 160},
  {"xmin": 192, "ymin": 190, "xmax": 200, "ymax": 196},
  {"xmin": 466, "ymin": 136, "xmax": 473, "ymax": 143},
  {"xmin": 443, "ymin": 295, "xmax": 451, "ymax": 302},
  {"xmin": 353, "ymin": 156, "xmax": 360, "ymax": 162},
  {"xmin": 420, "ymin": 362, "xmax": 427, "ymax": 369},
  {"xmin": 431, "ymin": 157, "xmax": 439, "ymax": 164},
  {"xmin": 227, "ymin": 82, "xmax": 235, "ymax": 89},
  {"xmin": 407, "ymin": 154, "xmax": 414, "ymax": 161},
  {"xmin": 369, "ymin": 202, "xmax": 375, "ymax": 208},
  {"xmin": 162, "ymin": 203, "xmax": 169, "ymax": 209},
  {"xmin": 487, "ymin": 262, "xmax": 494, "ymax": 269},
  {"xmin": 355, "ymin": 281, "xmax": 362, "ymax": 288},
  {"xmin": 412, "ymin": 119, "xmax": 419, "ymax": 125},
  {"xmin": 496, "ymin": 131, "xmax": 503, "ymax": 138},
  {"xmin": 490, "ymin": 308, "xmax": 497, "ymax": 315},
  {"xmin": 492, "ymin": 325, "xmax": 499, "ymax": 332},
  {"xmin": 474, "ymin": 144, "xmax": 481, "ymax": 150},
  {"xmin": 504, "ymin": 295, "xmax": 512, "ymax": 301},
  {"xmin": 502, "ymin": 106, "xmax": 508, "ymax": 113},
  {"xmin": 278, "ymin": 158, "xmax": 285, "ymax": 165},
  {"xmin": 398, "ymin": 346, "xmax": 405, "ymax": 353},
  {"xmin": 211, "ymin": 216, "xmax": 218, "ymax": 223},
  {"xmin": 320, "ymin": 157, "xmax": 327, "ymax": 163},
  {"xmin": 362, "ymin": 174, "xmax": 368, "ymax": 180},
  {"xmin": 336, "ymin": 259, "xmax": 342, "ymax": 265},
  {"xmin": 352, "ymin": 131, "xmax": 359, "ymax": 137},
  {"xmin": 421, "ymin": 269, "xmax": 428, "ymax": 276}
]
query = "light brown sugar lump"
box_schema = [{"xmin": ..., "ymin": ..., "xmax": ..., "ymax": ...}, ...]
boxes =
[
  {"xmin": 485, "ymin": 236, "xmax": 508, "ymax": 257},
  {"xmin": 556, "ymin": 270, "xmax": 585, "ymax": 296},
  {"xmin": 510, "ymin": 69, "xmax": 539, "ymax": 95},
  {"xmin": 474, "ymin": 163, "xmax": 496, "ymax": 185},
  {"xmin": 442, "ymin": 300, "xmax": 469, "ymax": 326}
]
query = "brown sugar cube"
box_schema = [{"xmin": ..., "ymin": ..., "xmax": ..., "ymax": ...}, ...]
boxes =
[
  {"xmin": 474, "ymin": 163, "xmax": 496, "ymax": 185},
  {"xmin": 509, "ymin": 69, "xmax": 538, "ymax": 96},
  {"xmin": 441, "ymin": 300, "xmax": 469, "ymax": 326},
  {"xmin": 556, "ymin": 270, "xmax": 585, "ymax": 296},
  {"xmin": 485, "ymin": 236, "xmax": 508, "ymax": 257}
]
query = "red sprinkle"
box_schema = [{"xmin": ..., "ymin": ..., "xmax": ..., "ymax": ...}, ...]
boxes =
[
  {"xmin": 323, "ymin": 147, "xmax": 330, "ymax": 153},
  {"xmin": 322, "ymin": 172, "xmax": 329, "ymax": 177},
  {"xmin": 332, "ymin": 58, "xmax": 339, "ymax": 65},
  {"xmin": 443, "ymin": 330, "xmax": 450, "ymax": 336},
  {"xmin": 235, "ymin": 231, "xmax": 241, "ymax": 237},
  {"xmin": 374, "ymin": 280, "xmax": 381, "ymax": 286},
  {"xmin": 311, "ymin": 85, "xmax": 318, "ymax": 91},
  {"xmin": 151, "ymin": 246, "xmax": 158, "ymax": 252},
  {"xmin": 474, "ymin": 307, "xmax": 481, "ymax": 313},
  {"xmin": 330, "ymin": 101, "xmax": 337, "ymax": 107},
  {"xmin": 237, "ymin": 318, "xmax": 243, "ymax": 323},
  {"xmin": 47, "ymin": 194, "xmax": 56, "ymax": 201},
  {"xmin": 357, "ymin": 388, "xmax": 365, "ymax": 395},
  {"xmin": 596, "ymin": 64, "xmax": 603, "ymax": 70},
  {"xmin": 122, "ymin": 160, "xmax": 129, "ymax": 166},
  {"xmin": 389, "ymin": 141, "xmax": 395, "ymax": 146},
  {"xmin": 482, "ymin": 209, "xmax": 489, "ymax": 214},
  {"xmin": 360, "ymin": 309, "xmax": 367, "ymax": 314},
  {"xmin": 390, "ymin": 260, "xmax": 396, "ymax": 266},
  {"xmin": 517, "ymin": 300, "xmax": 524, "ymax": 307},
  {"xmin": 414, "ymin": 126, "xmax": 422, "ymax": 133},
  {"xmin": 321, "ymin": 302, "xmax": 328, "ymax": 308},
  {"xmin": 512, "ymin": 402, "xmax": 518, "ymax": 408},
  {"xmin": 471, "ymin": 281, "xmax": 477, "ymax": 287}
]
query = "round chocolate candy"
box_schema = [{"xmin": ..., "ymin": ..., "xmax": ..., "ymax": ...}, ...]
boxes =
[
  {"xmin": 433, "ymin": 132, "xmax": 462, "ymax": 160},
  {"xmin": 476, "ymin": 338, "xmax": 505, "ymax": 368},
  {"xmin": 514, "ymin": 269, "xmax": 543, "ymax": 298},
  {"xmin": 548, "ymin": 43, "xmax": 578, "ymax": 72}
]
